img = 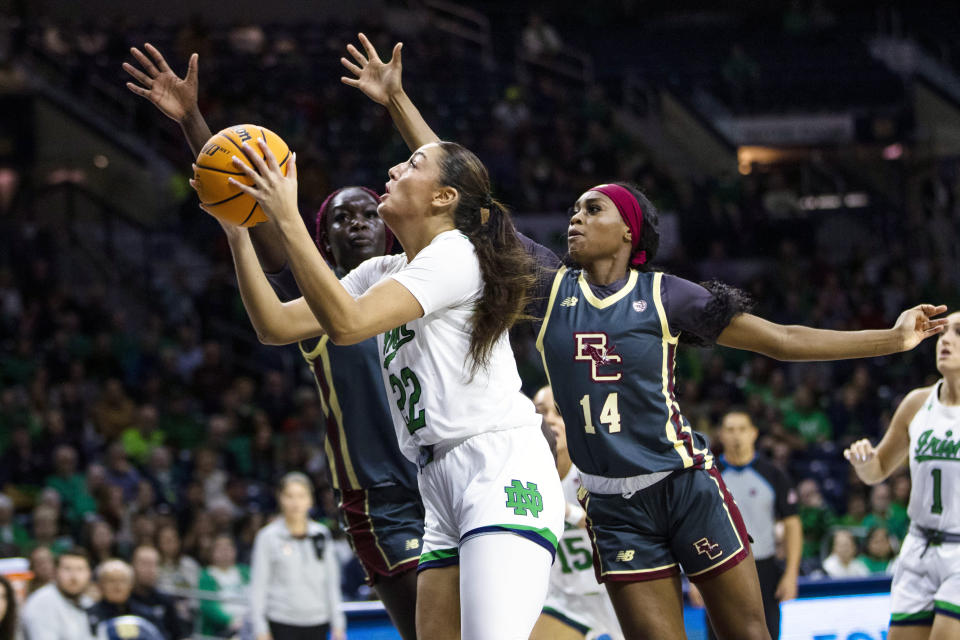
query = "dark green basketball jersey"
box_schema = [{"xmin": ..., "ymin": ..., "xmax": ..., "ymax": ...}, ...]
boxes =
[
  {"xmin": 301, "ymin": 336, "xmax": 417, "ymax": 492},
  {"xmin": 536, "ymin": 267, "xmax": 713, "ymax": 478}
]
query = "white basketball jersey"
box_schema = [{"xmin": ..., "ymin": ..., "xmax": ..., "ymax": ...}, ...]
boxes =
[
  {"xmin": 550, "ymin": 464, "xmax": 605, "ymax": 596},
  {"xmin": 341, "ymin": 231, "xmax": 540, "ymax": 462},
  {"xmin": 908, "ymin": 381, "xmax": 960, "ymax": 532}
]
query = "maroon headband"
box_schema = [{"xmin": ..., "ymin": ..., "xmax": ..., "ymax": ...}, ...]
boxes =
[
  {"xmin": 591, "ymin": 184, "xmax": 646, "ymax": 266},
  {"xmin": 314, "ymin": 186, "xmax": 394, "ymax": 267}
]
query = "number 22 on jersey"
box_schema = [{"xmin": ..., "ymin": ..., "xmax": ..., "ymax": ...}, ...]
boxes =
[
  {"xmin": 579, "ymin": 392, "xmax": 621, "ymax": 434},
  {"xmin": 389, "ymin": 367, "xmax": 426, "ymax": 434}
]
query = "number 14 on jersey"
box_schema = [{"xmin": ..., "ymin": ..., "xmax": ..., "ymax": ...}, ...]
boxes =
[{"xmin": 579, "ymin": 392, "xmax": 621, "ymax": 434}]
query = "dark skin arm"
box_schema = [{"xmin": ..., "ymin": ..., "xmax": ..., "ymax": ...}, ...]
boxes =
[{"xmin": 123, "ymin": 43, "xmax": 288, "ymax": 272}]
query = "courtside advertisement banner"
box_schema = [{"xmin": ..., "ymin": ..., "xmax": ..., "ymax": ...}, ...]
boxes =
[{"xmin": 780, "ymin": 594, "xmax": 891, "ymax": 640}]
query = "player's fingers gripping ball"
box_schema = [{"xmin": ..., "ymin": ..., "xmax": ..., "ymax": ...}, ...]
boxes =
[{"xmin": 193, "ymin": 124, "xmax": 290, "ymax": 227}]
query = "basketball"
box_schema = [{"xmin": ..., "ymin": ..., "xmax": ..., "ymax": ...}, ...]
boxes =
[{"xmin": 193, "ymin": 124, "xmax": 290, "ymax": 227}]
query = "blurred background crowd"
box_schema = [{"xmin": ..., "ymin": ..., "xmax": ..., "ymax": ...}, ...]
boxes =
[{"xmin": 1, "ymin": 0, "xmax": 960, "ymax": 636}]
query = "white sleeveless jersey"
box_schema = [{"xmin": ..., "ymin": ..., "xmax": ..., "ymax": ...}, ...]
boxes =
[
  {"xmin": 341, "ymin": 231, "xmax": 540, "ymax": 462},
  {"xmin": 907, "ymin": 380, "xmax": 960, "ymax": 532},
  {"xmin": 550, "ymin": 464, "xmax": 605, "ymax": 596}
]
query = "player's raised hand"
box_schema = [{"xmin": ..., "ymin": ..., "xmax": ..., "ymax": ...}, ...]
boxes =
[
  {"xmin": 843, "ymin": 438, "xmax": 877, "ymax": 468},
  {"xmin": 227, "ymin": 139, "xmax": 299, "ymax": 225},
  {"xmin": 893, "ymin": 304, "xmax": 948, "ymax": 352},
  {"xmin": 123, "ymin": 43, "xmax": 199, "ymax": 123},
  {"xmin": 340, "ymin": 32, "xmax": 404, "ymax": 106}
]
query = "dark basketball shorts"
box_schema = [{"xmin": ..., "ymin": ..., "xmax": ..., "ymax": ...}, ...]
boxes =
[
  {"xmin": 578, "ymin": 467, "xmax": 751, "ymax": 584},
  {"xmin": 339, "ymin": 484, "xmax": 425, "ymax": 584}
]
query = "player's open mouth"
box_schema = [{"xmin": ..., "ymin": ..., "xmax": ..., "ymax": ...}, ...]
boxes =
[{"xmin": 567, "ymin": 229, "xmax": 583, "ymax": 238}]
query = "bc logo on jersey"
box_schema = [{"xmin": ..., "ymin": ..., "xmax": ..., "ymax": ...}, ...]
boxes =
[
  {"xmin": 504, "ymin": 480, "xmax": 543, "ymax": 517},
  {"xmin": 574, "ymin": 333, "xmax": 622, "ymax": 382},
  {"xmin": 693, "ymin": 537, "xmax": 722, "ymax": 560}
]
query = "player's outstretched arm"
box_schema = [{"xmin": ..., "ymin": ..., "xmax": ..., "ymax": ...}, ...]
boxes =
[
  {"xmin": 123, "ymin": 43, "xmax": 211, "ymax": 157},
  {"xmin": 844, "ymin": 387, "xmax": 926, "ymax": 484},
  {"xmin": 717, "ymin": 304, "xmax": 948, "ymax": 361},
  {"xmin": 340, "ymin": 33, "xmax": 440, "ymax": 152},
  {"xmin": 222, "ymin": 140, "xmax": 425, "ymax": 345},
  {"xmin": 124, "ymin": 44, "xmax": 291, "ymax": 273}
]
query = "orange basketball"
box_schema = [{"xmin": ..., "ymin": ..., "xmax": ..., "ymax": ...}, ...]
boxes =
[{"xmin": 193, "ymin": 124, "xmax": 290, "ymax": 227}]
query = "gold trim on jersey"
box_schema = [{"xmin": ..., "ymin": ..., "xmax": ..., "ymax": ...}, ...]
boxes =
[
  {"xmin": 685, "ymin": 473, "xmax": 745, "ymax": 576},
  {"xmin": 652, "ymin": 272, "xmax": 695, "ymax": 468},
  {"xmin": 536, "ymin": 267, "xmax": 567, "ymax": 396},
  {"xmin": 301, "ymin": 336, "xmax": 361, "ymax": 490},
  {"xmin": 577, "ymin": 269, "xmax": 638, "ymax": 309}
]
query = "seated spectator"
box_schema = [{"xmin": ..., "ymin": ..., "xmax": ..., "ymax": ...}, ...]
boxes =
[
  {"xmin": 0, "ymin": 574, "xmax": 15, "ymax": 640},
  {"xmin": 28, "ymin": 504, "xmax": 72, "ymax": 555},
  {"xmin": 862, "ymin": 483, "xmax": 909, "ymax": 541},
  {"xmin": 21, "ymin": 547, "xmax": 95, "ymax": 640},
  {"xmin": 783, "ymin": 385, "xmax": 832, "ymax": 445},
  {"xmin": 0, "ymin": 494, "xmax": 30, "ymax": 553},
  {"xmin": 836, "ymin": 491, "xmax": 867, "ymax": 527},
  {"xmin": 822, "ymin": 530, "xmax": 870, "ymax": 578},
  {"xmin": 198, "ymin": 534, "xmax": 250, "ymax": 638},
  {"xmin": 859, "ymin": 526, "xmax": 896, "ymax": 575},
  {"xmin": 85, "ymin": 519, "xmax": 120, "ymax": 566},
  {"xmin": 143, "ymin": 447, "xmax": 180, "ymax": 508},
  {"xmin": 155, "ymin": 525, "xmax": 200, "ymax": 594},
  {"xmin": 121, "ymin": 405, "xmax": 165, "ymax": 467},
  {"xmin": 46, "ymin": 445, "xmax": 97, "ymax": 527},
  {"xmin": 28, "ymin": 545, "xmax": 55, "ymax": 594},
  {"xmin": 797, "ymin": 478, "xmax": 835, "ymax": 560},
  {"xmin": 130, "ymin": 545, "xmax": 193, "ymax": 640},
  {"xmin": 87, "ymin": 559, "xmax": 162, "ymax": 635},
  {"xmin": 105, "ymin": 442, "xmax": 142, "ymax": 502},
  {"xmin": 92, "ymin": 379, "xmax": 136, "ymax": 441},
  {"xmin": 891, "ymin": 472, "xmax": 911, "ymax": 511}
]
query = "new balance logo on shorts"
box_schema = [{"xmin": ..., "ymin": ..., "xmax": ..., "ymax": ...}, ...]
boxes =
[
  {"xmin": 615, "ymin": 549, "xmax": 635, "ymax": 562},
  {"xmin": 694, "ymin": 537, "xmax": 722, "ymax": 560},
  {"xmin": 504, "ymin": 480, "xmax": 543, "ymax": 517},
  {"xmin": 405, "ymin": 538, "xmax": 421, "ymax": 551}
]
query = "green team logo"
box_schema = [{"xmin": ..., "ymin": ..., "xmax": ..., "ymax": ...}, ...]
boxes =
[
  {"xmin": 504, "ymin": 480, "xmax": 543, "ymax": 518},
  {"xmin": 915, "ymin": 429, "xmax": 960, "ymax": 462},
  {"xmin": 383, "ymin": 324, "xmax": 415, "ymax": 368}
]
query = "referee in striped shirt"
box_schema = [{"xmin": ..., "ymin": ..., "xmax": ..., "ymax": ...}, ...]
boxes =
[{"xmin": 714, "ymin": 410, "xmax": 802, "ymax": 640}]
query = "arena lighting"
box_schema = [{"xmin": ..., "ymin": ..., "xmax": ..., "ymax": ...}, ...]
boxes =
[
  {"xmin": 798, "ymin": 192, "xmax": 870, "ymax": 210},
  {"xmin": 93, "ymin": 154, "xmax": 109, "ymax": 168}
]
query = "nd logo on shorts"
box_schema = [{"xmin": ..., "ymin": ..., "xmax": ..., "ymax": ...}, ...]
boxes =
[{"xmin": 504, "ymin": 480, "xmax": 543, "ymax": 517}]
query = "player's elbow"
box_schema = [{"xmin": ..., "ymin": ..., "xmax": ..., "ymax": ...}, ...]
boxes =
[
  {"xmin": 327, "ymin": 328, "xmax": 362, "ymax": 346},
  {"xmin": 256, "ymin": 326, "xmax": 296, "ymax": 346}
]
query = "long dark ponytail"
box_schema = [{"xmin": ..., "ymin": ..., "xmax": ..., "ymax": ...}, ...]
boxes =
[{"xmin": 436, "ymin": 142, "xmax": 536, "ymax": 374}]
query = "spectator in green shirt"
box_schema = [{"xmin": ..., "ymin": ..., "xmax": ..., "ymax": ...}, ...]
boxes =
[
  {"xmin": 121, "ymin": 404, "xmax": 166, "ymax": 467},
  {"xmin": 861, "ymin": 483, "xmax": 909, "ymax": 541},
  {"xmin": 783, "ymin": 385, "xmax": 833, "ymax": 444},
  {"xmin": 26, "ymin": 505, "xmax": 73, "ymax": 556},
  {"xmin": 45, "ymin": 445, "xmax": 97, "ymax": 527},
  {"xmin": 836, "ymin": 491, "xmax": 868, "ymax": 527},
  {"xmin": 198, "ymin": 534, "xmax": 250, "ymax": 637},
  {"xmin": 858, "ymin": 526, "xmax": 895, "ymax": 575},
  {"xmin": 797, "ymin": 477, "xmax": 835, "ymax": 559},
  {"xmin": 0, "ymin": 494, "xmax": 30, "ymax": 553}
]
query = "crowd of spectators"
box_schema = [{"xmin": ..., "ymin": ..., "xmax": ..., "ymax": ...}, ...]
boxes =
[{"xmin": 1, "ymin": 7, "xmax": 960, "ymax": 636}]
